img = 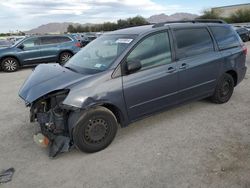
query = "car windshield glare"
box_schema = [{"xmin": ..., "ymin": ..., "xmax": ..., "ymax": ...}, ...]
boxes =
[
  {"xmin": 12, "ymin": 38, "xmax": 26, "ymax": 47},
  {"xmin": 65, "ymin": 34, "xmax": 136, "ymax": 74}
]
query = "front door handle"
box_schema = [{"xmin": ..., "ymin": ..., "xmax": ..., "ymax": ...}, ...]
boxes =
[
  {"xmin": 179, "ymin": 63, "xmax": 189, "ymax": 69},
  {"xmin": 166, "ymin": 67, "xmax": 176, "ymax": 73}
]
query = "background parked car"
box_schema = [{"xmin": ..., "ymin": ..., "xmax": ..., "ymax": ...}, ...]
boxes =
[
  {"xmin": 70, "ymin": 33, "xmax": 84, "ymax": 47},
  {"xmin": 70, "ymin": 33, "xmax": 99, "ymax": 47},
  {"xmin": 234, "ymin": 26, "xmax": 250, "ymax": 42},
  {"xmin": 244, "ymin": 26, "xmax": 250, "ymax": 37},
  {"xmin": 80, "ymin": 34, "xmax": 97, "ymax": 47},
  {"xmin": 0, "ymin": 34, "xmax": 81, "ymax": 72},
  {"xmin": 244, "ymin": 26, "xmax": 250, "ymax": 32}
]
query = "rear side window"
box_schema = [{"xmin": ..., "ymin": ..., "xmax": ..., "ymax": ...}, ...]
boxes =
[
  {"xmin": 40, "ymin": 36, "xmax": 72, "ymax": 45},
  {"xmin": 40, "ymin": 37, "xmax": 59, "ymax": 45},
  {"xmin": 210, "ymin": 26, "xmax": 240, "ymax": 50},
  {"xmin": 57, "ymin": 36, "xmax": 72, "ymax": 43},
  {"xmin": 174, "ymin": 28, "xmax": 214, "ymax": 59}
]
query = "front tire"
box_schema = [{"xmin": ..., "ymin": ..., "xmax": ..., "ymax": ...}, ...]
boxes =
[
  {"xmin": 211, "ymin": 73, "xmax": 234, "ymax": 104},
  {"xmin": 1, "ymin": 57, "xmax": 20, "ymax": 72},
  {"xmin": 73, "ymin": 107, "xmax": 118, "ymax": 153}
]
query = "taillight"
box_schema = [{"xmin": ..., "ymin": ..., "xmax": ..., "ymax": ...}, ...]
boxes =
[
  {"xmin": 243, "ymin": 46, "xmax": 247, "ymax": 55},
  {"xmin": 75, "ymin": 42, "xmax": 81, "ymax": 48}
]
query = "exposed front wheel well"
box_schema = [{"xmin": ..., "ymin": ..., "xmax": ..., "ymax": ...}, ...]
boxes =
[
  {"xmin": 72, "ymin": 106, "xmax": 118, "ymax": 153},
  {"xmin": 68, "ymin": 104, "xmax": 125, "ymax": 139},
  {"xmin": 226, "ymin": 70, "xmax": 237, "ymax": 86},
  {"xmin": 101, "ymin": 104, "xmax": 125, "ymax": 127}
]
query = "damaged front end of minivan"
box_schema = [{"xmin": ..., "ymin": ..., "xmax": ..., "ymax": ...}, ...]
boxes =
[
  {"xmin": 29, "ymin": 89, "xmax": 73, "ymax": 158},
  {"xmin": 19, "ymin": 62, "xmax": 123, "ymax": 158},
  {"xmin": 18, "ymin": 63, "xmax": 91, "ymax": 158}
]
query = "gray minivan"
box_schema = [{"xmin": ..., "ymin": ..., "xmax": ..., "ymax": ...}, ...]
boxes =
[{"xmin": 19, "ymin": 20, "xmax": 247, "ymax": 157}]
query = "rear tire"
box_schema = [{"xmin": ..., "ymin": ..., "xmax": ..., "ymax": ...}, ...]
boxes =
[
  {"xmin": 211, "ymin": 73, "xmax": 234, "ymax": 104},
  {"xmin": 59, "ymin": 52, "xmax": 73, "ymax": 65},
  {"xmin": 1, "ymin": 57, "xmax": 20, "ymax": 72},
  {"xmin": 73, "ymin": 107, "xmax": 118, "ymax": 153}
]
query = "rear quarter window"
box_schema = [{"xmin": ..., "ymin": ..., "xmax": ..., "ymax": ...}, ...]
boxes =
[
  {"xmin": 40, "ymin": 36, "xmax": 72, "ymax": 45},
  {"xmin": 57, "ymin": 36, "xmax": 72, "ymax": 43},
  {"xmin": 210, "ymin": 26, "xmax": 240, "ymax": 50},
  {"xmin": 173, "ymin": 28, "xmax": 214, "ymax": 59},
  {"xmin": 40, "ymin": 37, "xmax": 59, "ymax": 45}
]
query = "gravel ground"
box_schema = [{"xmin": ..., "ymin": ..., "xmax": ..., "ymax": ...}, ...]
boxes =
[{"xmin": 0, "ymin": 42, "xmax": 250, "ymax": 188}]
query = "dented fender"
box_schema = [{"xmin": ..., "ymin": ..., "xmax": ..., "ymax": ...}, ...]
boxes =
[{"xmin": 63, "ymin": 71, "xmax": 130, "ymax": 135}]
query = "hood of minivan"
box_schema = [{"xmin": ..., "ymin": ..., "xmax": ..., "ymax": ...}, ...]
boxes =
[{"xmin": 19, "ymin": 64, "xmax": 92, "ymax": 104}]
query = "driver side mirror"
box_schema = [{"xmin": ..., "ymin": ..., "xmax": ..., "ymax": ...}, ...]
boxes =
[
  {"xmin": 17, "ymin": 44, "xmax": 24, "ymax": 49},
  {"xmin": 126, "ymin": 59, "xmax": 142, "ymax": 74}
]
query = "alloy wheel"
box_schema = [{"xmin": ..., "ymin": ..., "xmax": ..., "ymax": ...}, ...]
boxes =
[
  {"xmin": 3, "ymin": 59, "xmax": 18, "ymax": 72},
  {"xmin": 60, "ymin": 53, "xmax": 72, "ymax": 64}
]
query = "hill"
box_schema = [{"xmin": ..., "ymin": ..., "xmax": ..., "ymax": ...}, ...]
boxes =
[
  {"xmin": 25, "ymin": 13, "xmax": 199, "ymax": 34},
  {"xmin": 147, "ymin": 13, "xmax": 198, "ymax": 23}
]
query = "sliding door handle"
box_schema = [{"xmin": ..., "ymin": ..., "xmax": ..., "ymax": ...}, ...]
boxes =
[
  {"xmin": 179, "ymin": 63, "xmax": 189, "ymax": 69},
  {"xmin": 166, "ymin": 67, "xmax": 176, "ymax": 73}
]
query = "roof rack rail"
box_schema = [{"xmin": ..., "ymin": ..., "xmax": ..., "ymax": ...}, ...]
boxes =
[{"xmin": 152, "ymin": 19, "xmax": 226, "ymax": 28}]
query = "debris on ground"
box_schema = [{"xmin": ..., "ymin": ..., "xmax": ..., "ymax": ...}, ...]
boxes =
[
  {"xmin": 33, "ymin": 131, "xmax": 71, "ymax": 158},
  {"xmin": 0, "ymin": 167, "xmax": 15, "ymax": 184},
  {"xmin": 33, "ymin": 133, "xmax": 50, "ymax": 148},
  {"xmin": 49, "ymin": 136, "xmax": 71, "ymax": 158}
]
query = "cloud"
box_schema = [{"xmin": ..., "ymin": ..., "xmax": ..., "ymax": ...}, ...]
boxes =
[{"xmin": 0, "ymin": 0, "xmax": 187, "ymax": 32}]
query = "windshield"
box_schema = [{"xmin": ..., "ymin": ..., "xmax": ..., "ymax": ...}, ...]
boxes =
[
  {"xmin": 12, "ymin": 37, "xmax": 26, "ymax": 47},
  {"xmin": 65, "ymin": 34, "xmax": 136, "ymax": 74}
]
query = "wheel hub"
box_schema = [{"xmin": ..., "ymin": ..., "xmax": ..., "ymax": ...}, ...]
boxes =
[
  {"xmin": 221, "ymin": 81, "xmax": 230, "ymax": 96},
  {"xmin": 84, "ymin": 119, "xmax": 108, "ymax": 143},
  {"xmin": 61, "ymin": 54, "xmax": 71, "ymax": 63},
  {"xmin": 4, "ymin": 59, "xmax": 17, "ymax": 71}
]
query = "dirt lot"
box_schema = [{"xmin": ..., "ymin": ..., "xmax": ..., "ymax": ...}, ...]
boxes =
[{"xmin": 0, "ymin": 42, "xmax": 250, "ymax": 188}]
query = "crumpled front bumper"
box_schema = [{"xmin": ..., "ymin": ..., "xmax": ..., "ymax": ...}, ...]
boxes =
[
  {"xmin": 33, "ymin": 120, "xmax": 72, "ymax": 158},
  {"xmin": 32, "ymin": 105, "xmax": 72, "ymax": 158}
]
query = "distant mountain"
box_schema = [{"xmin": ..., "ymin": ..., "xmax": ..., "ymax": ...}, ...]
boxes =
[
  {"xmin": 25, "ymin": 22, "xmax": 88, "ymax": 34},
  {"xmin": 147, "ymin": 13, "xmax": 199, "ymax": 23},
  {"xmin": 26, "ymin": 12, "xmax": 199, "ymax": 34},
  {"xmin": 26, "ymin": 22, "xmax": 75, "ymax": 34}
]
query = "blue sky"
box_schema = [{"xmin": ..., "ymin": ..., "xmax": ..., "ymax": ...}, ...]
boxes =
[{"xmin": 0, "ymin": 0, "xmax": 249, "ymax": 33}]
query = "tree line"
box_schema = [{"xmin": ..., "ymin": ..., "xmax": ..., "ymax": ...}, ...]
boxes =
[
  {"xmin": 0, "ymin": 31, "xmax": 25, "ymax": 37},
  {"xmin": 199, "ymin": 8, "xmax": 250, "ymax": 23},
  {"xmin": 68, "ymin": 8, "xmax": 250, "ymax": 33},
  {"xmin": 67, "ymin": 16, "xmax": 149, "ymax": 33}
]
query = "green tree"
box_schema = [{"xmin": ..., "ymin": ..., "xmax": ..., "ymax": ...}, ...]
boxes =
[
  {"xmin": 76, "ymin": 25, "xmax": 83, "ymax": 32},
  {"xmin": 67, "ymin": 24, "xmax": 75, "ymax": 33},
  {"xmin": 198, "ymin": 9, "xmax": 221, "ymax": 19},
  {"xmin": 67, "ymin": 15, "xmax": 149, "ymax": 33},
  {"xmin": 103, "ymin": 22, "xmax": 117, "ymax": 31},
  {"xmin": 229, "ymin": 8, "xmax": 250, "ymax": 23},
  {"xmin": 117, "ymin": 19, "xmax": 129, "ymax": 29},
  {"xmin": 128, "ymin": 16, "xmax": 148, "ymax": 26}
]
